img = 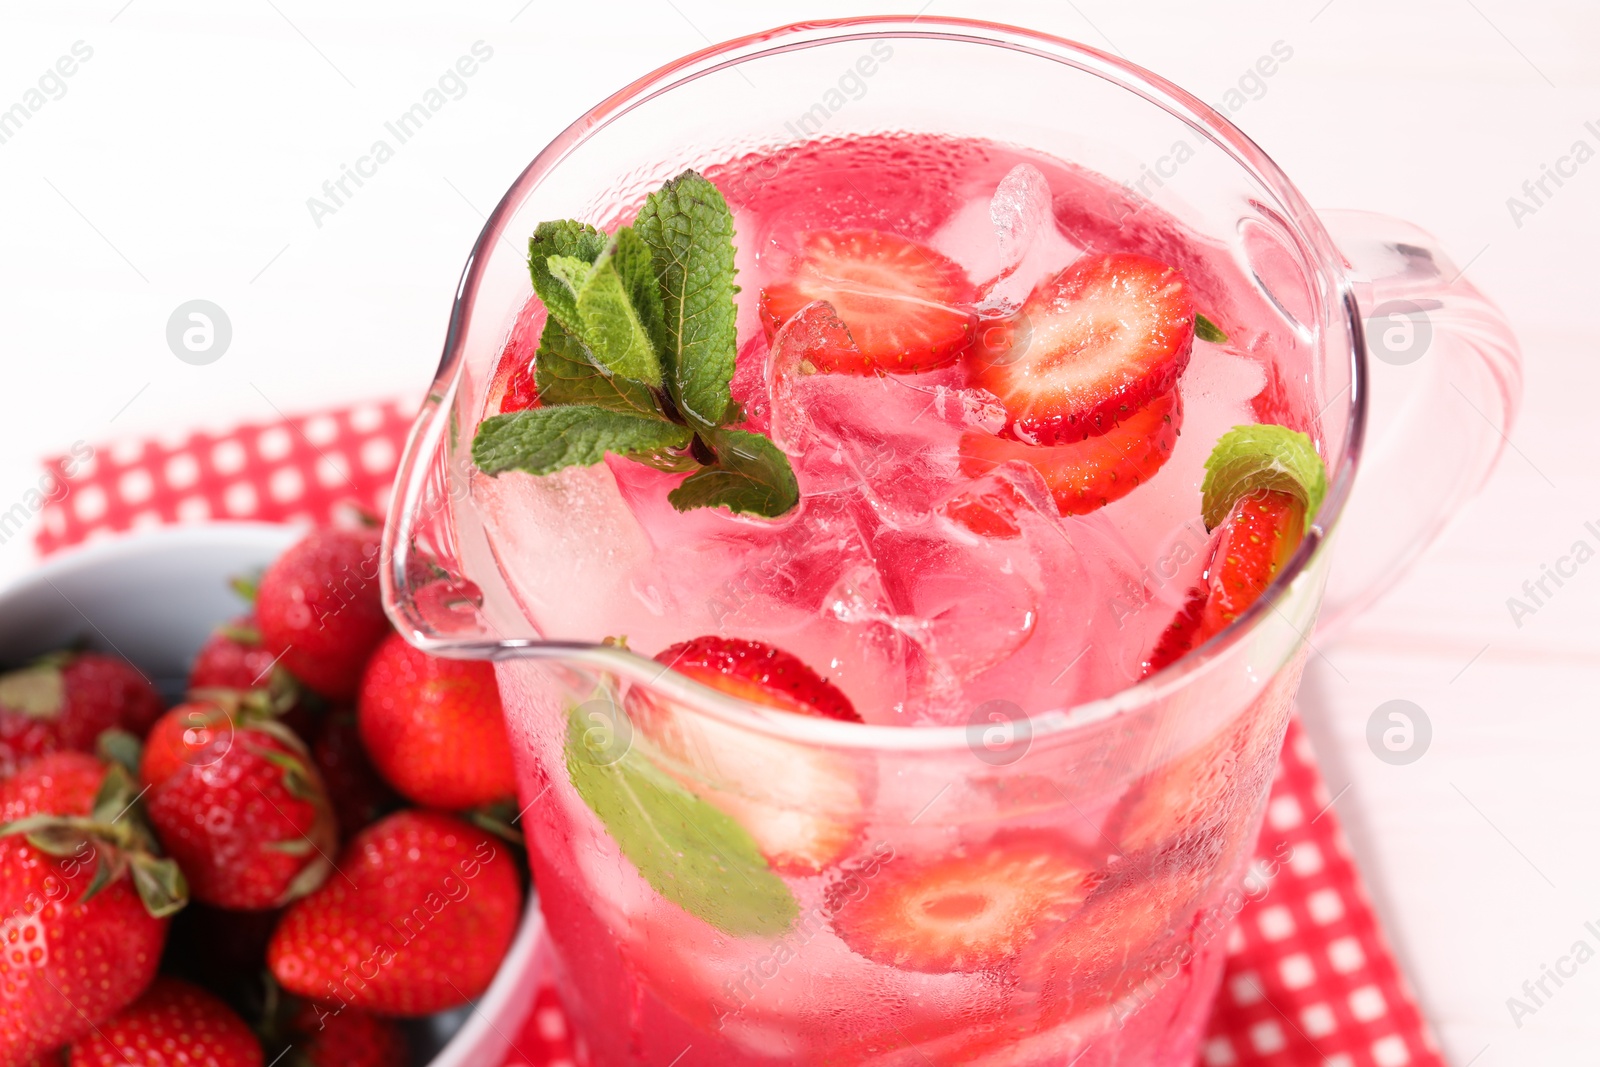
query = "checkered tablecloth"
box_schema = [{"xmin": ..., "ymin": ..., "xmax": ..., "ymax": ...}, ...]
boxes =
[{"xmin": 36, "ymin": 402, "xmax": 1445, "ymax": 1067}]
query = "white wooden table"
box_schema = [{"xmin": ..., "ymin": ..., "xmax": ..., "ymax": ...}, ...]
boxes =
[{"xmin": 1, "ymin": 1, "xmax": 1594, "ymax": 1061}]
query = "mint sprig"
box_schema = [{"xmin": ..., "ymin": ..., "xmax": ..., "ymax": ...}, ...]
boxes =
[
  {"xmin": 472, "ymin": 171, "xmax": 799, "ymax": 519},
  {"xmin": 1201, "ymin": 424, "xmax": 1328, "ymax": 531}
]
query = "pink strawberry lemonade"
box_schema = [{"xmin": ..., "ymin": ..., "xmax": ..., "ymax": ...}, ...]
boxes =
[{"xmin": 478, "ymin": 134, "xmax": 1309, "ymax": 1066}]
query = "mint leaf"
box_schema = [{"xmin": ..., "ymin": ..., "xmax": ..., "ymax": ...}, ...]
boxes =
[
  {"xmin": 565, "ymin": 702, "xmax": 797, "ymax": 937},
  {"xmin": 534, "ymin": 317, "xmax": 662, "ymax": 418},
  {"xmin": 636, "ymin": 171, "xmax": 738, "ymax": 428},
  {"xmin": 1201, "ymin": 424, "xmax": 1328, "ymax": 531},
  {"xmin": 528, "ymin": 220, "xmax": 607, "ymax": 335},
  {"xmin": 668, "ymin": 428, "xmax": 799, "ymax": 518},
  {"xmin": 1195, "ymin": 313, "xmax": 1229, "ymax": 344},
  {"xmin": 473, "ymin": 405, "xmax": 692, "ymax": 477},
  {"xmin": 573, "ymin": 228, "xmax": 665, "ymax": 387}
]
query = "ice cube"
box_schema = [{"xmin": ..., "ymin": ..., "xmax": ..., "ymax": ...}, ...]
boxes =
[{"xmin": 991, "ymin": 162, "xmax": 1053, "ymax": 272}]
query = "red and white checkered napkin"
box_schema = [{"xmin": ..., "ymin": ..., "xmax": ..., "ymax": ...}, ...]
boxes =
[{"xmin": 36, "ymin": 403, "xmax": 1445, "ymax": 1067}]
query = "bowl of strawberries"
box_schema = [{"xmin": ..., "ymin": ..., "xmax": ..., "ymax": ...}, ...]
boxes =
[{"xmin": 0, "ymin": 522, "xmax": 546, "ymax": 1067}]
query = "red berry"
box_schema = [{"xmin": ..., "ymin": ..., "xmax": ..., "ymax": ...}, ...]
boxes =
[
  {"xmin": 654, "ymin": 636, "xmax": 860, "ymax": 723},
  {"xmin": 1138, "ymin": 488, "xmax": 1306, "ymax": 675},
  {"xmin": 190, "ymin": 618, "xmax": 283, "ymax": 692},
  {"xmin": 970, "ymin": 253, "xmax": 1196, "ymax": 445},
  {"xmin": 67, "ymin": 976, "xmax": 262, "ymax": 1067},
  {"xmin": 0, "ymin": 754, "xmax": 179, "ymax": 1064},
  {"xmin": 256, "ymin": 528, "xmax": 390, "ymax": 702},
  {"xmin": 268, "ymin": 810, "xmax": 523, "ymax": 1016},
  {"xmin": 287, "ymin": 1002, "xmax": 407, "ymax": 1067},
  {"xmin": 356, "ymin": 634, "xmax": 514, "ymax": 809},
  {"xmin": 141, "ymin": 696, "xmax": 337, "ymax": 910},
  {"xmin": 759, "ymin": 230, "xmax": 977, "ymax": 374},
  {"xmin": 0, "ymin": 653, "xmax": 164, "ymax": 776},
  {"xmin": 830, "ymin": 835, "xmax": 1096, "ymax": 973},
  {"xmin": 1200, "ymin": 489, "xmax": 1305, "ymax": 635},
  {"xmin": 1140, "ymin": 586, "xmax": 1209, "ymax": 678},
  {"xmin": 310, "ymin": 709, "xmax": 398, "ymax": 838},
  {"xmin": 959, "ymin": 388, "xmax": 1183, "ymax": 516}
]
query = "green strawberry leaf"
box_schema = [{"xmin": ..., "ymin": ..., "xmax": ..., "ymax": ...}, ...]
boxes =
[
  {"xmin": 635, "ymin": 171, "xmax": 739, "ymax": 428},
  {"xmin": 572, "ymin": 228, "xmax": 666, "ymax": 387},
  {"xmin": 0, "ymin": 663, "xmax": 64, "ymax": 718},
  {"xmin": 474, "ymin": 405, "xmax": 693, "ymax": 478},
  {"xmin": 97, "ymin": 728, "xmax": 143, "ymax": 776},
  {"xmin": 667, "ymin": 428, "xmax": 799, "ymax": 518},
  {"xmin": 1195, "ymin": 313, "xmax": 1229, "ymax": 344},
  {"xmin": 534, "ymin": 314, "xmax": 663, "ymax": 418},
  {"xmin": 91, "ymin": 762, "xmax": 142, "ymax": 824},
  {"xmin": 230, "ymin": 570, "xmax": 261, "ymax": 604},
  {"xmin": 565, "ymin": 701, "xmax": 797, "ymax": 938},
  {"xmin": 279, "ymin": 854, "xmax": 333, "ymax": 904},
  {"xmin": 1201, "ymin": 424, "xmax": 1329, "ymax": 531},
  {"xmin": 528, "ymin": 220, "xmax": 608, "ymax": 335},
  {"xmin": 129, "ymin": 853, "xmax": 189, "ymax": 917},
  {"xmin": 24, "ymin": 823, "xmax": 93, "ymax": 857}
]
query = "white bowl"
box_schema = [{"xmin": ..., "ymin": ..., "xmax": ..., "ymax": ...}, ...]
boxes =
[{"xmin": 0, "ymin": 523, "xmax": 547, "ymax": 1067}]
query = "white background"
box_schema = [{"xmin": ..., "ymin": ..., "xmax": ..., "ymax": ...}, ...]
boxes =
[{"xmin": 1, "ymin": 1, "xmax": 1596, "ymax": 1062}]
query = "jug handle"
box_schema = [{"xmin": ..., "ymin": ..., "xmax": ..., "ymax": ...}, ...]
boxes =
[{"xmin": 1315, "ymin": 210, "xmax": 1523, "ymax": 632}]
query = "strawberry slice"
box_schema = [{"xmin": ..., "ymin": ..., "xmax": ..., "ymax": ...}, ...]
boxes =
[
  {"xmin": 972, "ymin": 253, "xmax": 1196, "ymax": 444},
  {"xmin": 759, "ymin": 229, "xmax": 977, "ymax": 374},
  {"xmin": 959, "ymin": 388, "xmax": 1182, "ymax": 516},
  {"xmin": 831, "ymin": 835, "xmax": 1096, "ymax": 973},
  {"xmin": 634, "ymin": 637, "xmax": 864, "ymax": 873},
  {"xmin": 1201, "ymin": 489, "xmax": 1305, "ymax": 634},
  {"xmin": 1140, "ymin": 586, "xmax": 1208, "ymax": 677},
  {"xmin": 1140, "ymin": 423, "xmax": 1325, "ymax": 673},
  {"xmin": 1020, "ymin": 851, "xmax": 1211, "ymax": 1020},
  {"xmin": 656, "ymin": 635, "xmax": 860, "ymax": 722}
]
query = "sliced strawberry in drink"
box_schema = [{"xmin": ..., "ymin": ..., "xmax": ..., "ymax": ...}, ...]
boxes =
[
  {"xmin": 1201, "ymin": 489, "xmax": 1305, "ymax": 634},
  {"xmin": 831, "ymin": 834, "xmax": 1096, "ymax": 973},
  {"xmin": 1140, "ymin": 586, "xmax": 1208, "ymax": 677},
  {"xmin": 1020, "ymin": 851, "xmax": 1211, "ymax": 1019},
  {"xmin": 657, "ymin": 635, "xmax": 860, "ymax": 723},
  {"xmin": 759, "ymin": 229, "xmax": 977, "ymax": 374},
  {"xmin": 1138, "ymin": 488, "xmax": 1308, "ymax": 675},
  {"xmin": 958, "ymin": 388, "xmax": 1182, "ymax": 516},
  {"xmin": 1139, "ymin": 423, "xmax": 1324, "ymax": 673},
  {"xmin": 972, "ymin": 253, "xmax": 1196, "ymax": 444},
  {"xmin": 632, "ymin": 636, "xmax": 865, "ymax": 873},
  {"xmin": 941, "ymin": 480, "xmax": 1028, "ymax": 539}
]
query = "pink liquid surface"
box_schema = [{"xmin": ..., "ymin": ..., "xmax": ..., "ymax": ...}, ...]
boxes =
[{"xmin": 478, "ymin": 134, "xmax": 1306, "ymax": 1066}]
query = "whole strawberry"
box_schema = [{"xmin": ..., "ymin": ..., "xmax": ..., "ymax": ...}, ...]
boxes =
[
  {"xmin": 256, "ymin": 527, "xmax": 390, "ymax": 702},
  {"xmin": 67, "ymin": 976, "xmax": 262, "ymax": 1066},
  {"xmin": 0, "ymin": 753, "xmax": 185, "ymax": 1064},
  {"xmin": 190, "ymin": 616, "xmax": 315, "ymax": 738},
  {"xmin": 357, "ymin": 634, "xmax": 515, "ymax": 809},
  {"xmin": 0, "ymin": 652, "xmax": 164, "ymax": 776},
  {"xmin": 190, "ymin": 617, "xmax": 286, "ymax": 692},
  {"xmin": 284, "ymin": 1001, "xmax": 407, "ymax": 1067},
  {"xmin": 268, "ymin": 810, "xmax": 523, "ymax": 1016},
  {"xmin": 141, "ymin": 694, "xmax": 336, "ymax": 910},
  {"xmin": 309, "ymin": 709, "xmax": 398, "ymax": 839}
]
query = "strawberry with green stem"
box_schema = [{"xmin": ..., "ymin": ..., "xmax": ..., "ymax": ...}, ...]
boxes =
[
  {"xmin": 0, "ymin": 652, "xmax": 164, "ymax": 777},
  {"xmin": 0, "ymin": 752, "xmax": 185, "ymax": 1064},
  {"xmin": 473, "ymin": 171, "xmax": 801, "ymax": 519},
  {"xmin": 140, "ymin": 691, "xmax": 337, "ymax": 911}
]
